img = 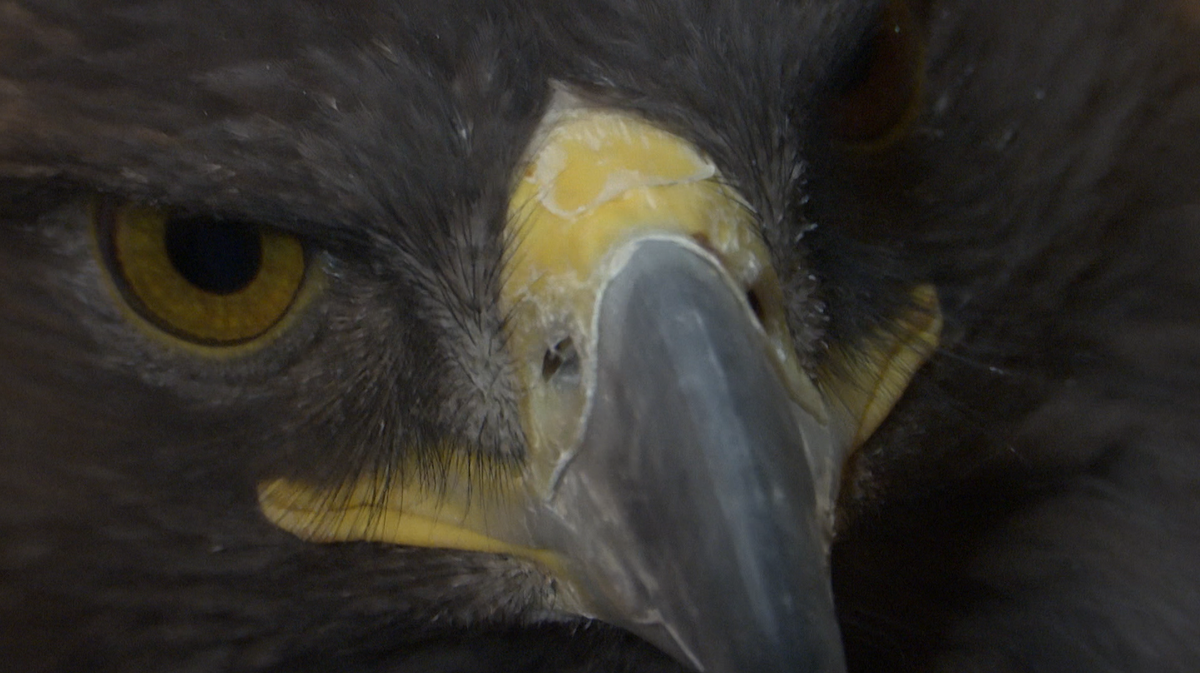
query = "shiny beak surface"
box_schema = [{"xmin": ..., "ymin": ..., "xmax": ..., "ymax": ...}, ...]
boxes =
[{"xmin": 538, "ymin": 238, "xmax": 847, "ymax": 673}]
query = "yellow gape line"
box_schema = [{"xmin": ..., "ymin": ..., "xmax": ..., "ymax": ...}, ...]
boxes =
[
  {"xmin": 257, "ymin": 475, "xmax": 564, "ymax": 571},
  {"xmin": 821, "ymin": 284, "xmax": 942, "ymax": 449}
]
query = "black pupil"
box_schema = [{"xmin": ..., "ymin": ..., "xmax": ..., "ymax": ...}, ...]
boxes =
[{"xmin": 164, "ymin": 217, "xmax": 263, "ymax": 295}]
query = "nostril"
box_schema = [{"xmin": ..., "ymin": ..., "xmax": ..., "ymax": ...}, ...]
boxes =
[
  {"xmin": 746, "ymin": 287, "xmax": 766, "ymax": 323},
  {"xmin": 688, "ymin": 232, "xmax": 767, "ymax": 325},
  {"xmin": 542, "ymin": 336, "xmax": 579, "ymax": 382}
]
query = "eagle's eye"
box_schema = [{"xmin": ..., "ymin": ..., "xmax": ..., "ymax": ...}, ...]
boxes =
[
  {"xmin": 827, "ymin": 0, "xmax": 923, "ymax": 149},
  {"xmin": 93, "ymin": 199, "xmax": 310, "ymax": 346}
]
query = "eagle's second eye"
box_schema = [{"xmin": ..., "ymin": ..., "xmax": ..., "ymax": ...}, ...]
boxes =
[
  {"xmin": 93, "ymin": 199, "xmax": 311, "ymax": 346},
  {"xmin": 827, "ymin": 0, "xmax": 923, "ymax": 149}
]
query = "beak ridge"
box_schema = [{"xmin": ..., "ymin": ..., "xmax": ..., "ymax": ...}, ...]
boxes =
[{"xmin": 539, "ymin": 238, "xmax": 847, "ymax": 673}]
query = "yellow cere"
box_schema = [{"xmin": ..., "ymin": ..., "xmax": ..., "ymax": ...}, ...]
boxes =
[
  {"xmin": 110, "ymin": 203, "xmax": 306, "ymax": 345},
  {"xmin": 505, "ymin": 109, "xmax": 822, "ymax": 489},
  {"xmin": 508, "ymin": 113, "xmax": 760, "ymax": 289}
]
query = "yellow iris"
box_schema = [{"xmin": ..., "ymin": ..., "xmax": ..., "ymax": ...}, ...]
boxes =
[{"xmin": 100, "ymin": 201, "xmax": 308, "ymax": 345}]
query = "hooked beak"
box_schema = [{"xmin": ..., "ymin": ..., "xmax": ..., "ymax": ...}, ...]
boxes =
[
  {"xmin": 258, "ymin": 91, "xmax": 940, "ymax": 673},
  {"xmin": 540, "ymin": 236, "xmax": 845, "ymax": 672}
]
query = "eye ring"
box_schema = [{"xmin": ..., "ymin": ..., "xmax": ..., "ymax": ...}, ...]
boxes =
[
  {"xmin": 827, "ymin": 0, "xmax": 924, "ymax": 150},
  {"xmin": 94, "ymin": 198, "xmax": 310, "ymax": 346}
]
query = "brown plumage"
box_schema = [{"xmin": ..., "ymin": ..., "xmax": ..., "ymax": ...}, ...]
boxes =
[{"xmin": 2, "ymin": 0, "xmax": 1199, "ymax": 671}]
